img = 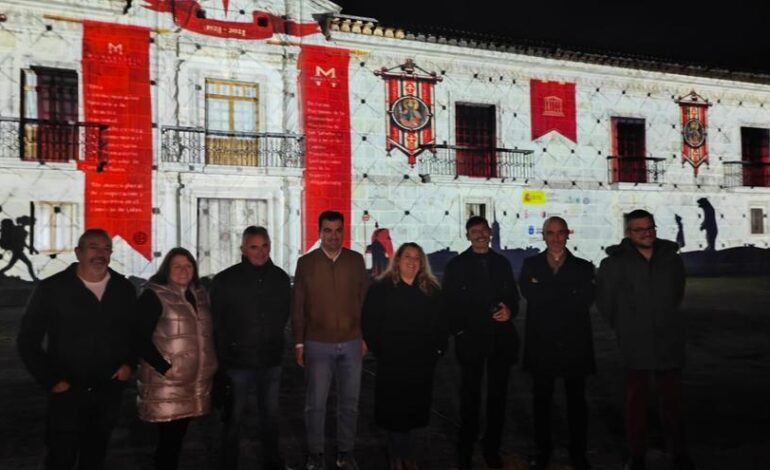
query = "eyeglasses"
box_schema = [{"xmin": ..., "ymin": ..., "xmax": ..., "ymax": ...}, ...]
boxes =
[{"xmin": 629, "ymin": 226, "xmax": 656, "ymax": 234}]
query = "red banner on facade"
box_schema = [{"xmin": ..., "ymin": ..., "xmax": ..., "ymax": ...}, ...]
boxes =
[
  {"xmin": 81, "ymin": 21, "xmax": 153, "ymax": 260},
  {"xmin": 677, "ymin": 91, "xmax": 710, "ymax": 176},
  {"xmin": 376, "ymin": 60, "xmax": 441, "ymax": 165},
  {"xmin": 143, "ymin": 0, "xmax": 319, "ymax": 40},
  {"xmin": 530, "ymin": 79, "xmax": 577, "ymax": 142},
  {"xmin": 298, "ymin": 44, "xmax": 352, "ymax": 251}
]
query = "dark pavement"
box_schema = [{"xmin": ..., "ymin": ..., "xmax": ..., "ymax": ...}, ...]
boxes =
[{"xmin": 1, "ymin": 276, "xmax": 769, "ymax": 470}]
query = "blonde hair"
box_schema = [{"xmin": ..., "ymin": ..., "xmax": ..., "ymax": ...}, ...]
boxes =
[{"xmin": 379, "ymin": 242, "xmax": 440, "ymax": 295}]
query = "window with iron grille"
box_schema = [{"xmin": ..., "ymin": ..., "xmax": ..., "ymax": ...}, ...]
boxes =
[
  {"xmin": 750, "ymin": 208, "xmax": 766, "ymax": 235},
  {"xmin": 741, "ymin": 127, "xmax": 770, "ymax": 187},
  {"xmin": 455, "ymin": 103, "xmax": 496, "ymax": 177},
  {"xmin": 205, "ymin": 79, "xmax": 260, "ymax": 166},
  {"xmin": 611, "ymin": 117, "xmax": 647, "ymax": 183},
  {"xmin": 21, "ymin": 67, "xmax": 79, "ymax": 162}
]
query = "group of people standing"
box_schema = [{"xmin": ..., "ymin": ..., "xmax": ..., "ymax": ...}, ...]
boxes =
[{"xmin": 16, "ymin": 208, "xmax": 695, "ymax": 470}]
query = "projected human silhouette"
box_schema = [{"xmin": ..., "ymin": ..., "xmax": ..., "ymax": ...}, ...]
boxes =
[
  {"xmin": 675, "ymin": 214, "xmax": 685, "ymax": 248},
  {"xmin": 697, "ymin": 198, "xmax": 718, "ymax": 251},
  {"xmin": 0, "ymin": 217, "xmax": 39, "ymax": 281}
]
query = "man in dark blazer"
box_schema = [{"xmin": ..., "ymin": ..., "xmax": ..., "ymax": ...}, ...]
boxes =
[
  {"xmin": 442, "ymin": 216, "xmax": 520, "ymax": 469},
  {"xmin": 519, "ymin": 217, "xmax": 595, "ymax": 470},
  {"xmin": 17, "ymin": 228, "xmax": 137, "ymax": 470}
]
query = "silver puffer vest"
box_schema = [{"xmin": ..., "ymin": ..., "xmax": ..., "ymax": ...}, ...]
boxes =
[{"xmin": 136, "ymin": 283, "xmax": 218, "ymax": 422}]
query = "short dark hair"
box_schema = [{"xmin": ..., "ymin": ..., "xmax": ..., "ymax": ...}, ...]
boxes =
[
  {"xmin": 77, "ymin": 228, "xmax": 111, "ymax": 249},
  {"xmin": 465, "ymin": 216, "xmax": 490, "ymax": 232},
  {"xmin": 318, "ymin": 211, "xmax": 344, "ymax": 231},
  {"xmin": 542, "ymin": 216, "xmax": 568, "ymax": 232},
  {"xmin": 624, "ymin": 209, "xmax": 655, "ymax": 231},
  {"xmin": 149, "ymin": 247, "xmax": 199, "ymax": 287},
  {"xmin": 241, "ymin": 225, "xmax": 270, "ymax": 243}
]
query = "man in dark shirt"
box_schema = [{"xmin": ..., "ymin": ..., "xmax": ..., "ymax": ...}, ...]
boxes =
[
  {"xmin": 442, "ymin": 216, "xmax": 520, "ymax": 469},
  {"xmin": 17, "ymin": 228, "xmax": 137, "ymax": 470},
  {"xmin": 210, "ymin": 226, "xmax": 291, "ymax": 470}
]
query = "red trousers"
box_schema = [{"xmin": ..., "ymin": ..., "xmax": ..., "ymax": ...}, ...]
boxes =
[{"xmin": 625, "ymin": 369, "xmax": 687, "ymax": 459}]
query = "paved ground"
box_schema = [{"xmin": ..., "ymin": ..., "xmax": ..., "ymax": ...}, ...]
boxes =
[{"xmin": 1, "ymin": 276, "xmax": 769, "ymax": 470}]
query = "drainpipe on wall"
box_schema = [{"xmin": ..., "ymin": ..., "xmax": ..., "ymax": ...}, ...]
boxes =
[{"xmin": 176, "ymin": 173, "xmax": 184, "ymax": 247}]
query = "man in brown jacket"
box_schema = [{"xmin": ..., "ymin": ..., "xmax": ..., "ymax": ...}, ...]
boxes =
[{"xmin": 292, "ymin": 210, "xmax": 368, "ymax": 470}]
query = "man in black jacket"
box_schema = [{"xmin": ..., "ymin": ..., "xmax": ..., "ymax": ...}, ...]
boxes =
[
  {"xmin": 442, "ymin": 216, "xmax": 520, "ymax": 469},
  {"xmin": 597, "ymin": 210, "xmax": 694, "ymax": 470},
  {"xmin": 210, "ymin": 226, "xmax": 291, "ymax": 470},
  {"xmin": 17, "ymin": 228, "xmax": 137, "ymax": 470},
  {"xmin": 519, "ymin": 217, "xmax": 595, "ymax": 470}
]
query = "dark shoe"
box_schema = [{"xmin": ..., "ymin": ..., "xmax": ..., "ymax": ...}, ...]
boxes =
[
  {"xmin": 457, "ymin": 451, "xmax": 472, "ymax": 470},
  {"xmin": 402, "ymin": 458, "xmax": 419, "ymax": 470},
  {"xmin": 306, "ymin": 453, "xmax": 325, "ymax": 470},
  {"xmin": 673, "ymin": 455, "xmax": 697, "ymax": 470},
  {"xmin": 264, "ymin": 452, "xmax": 288, "ymax": 470},
  {"xmin": 625, "ymin": 456, "xmax": 645, "ymax": 470},
  {"xmin": 335, "ymin": 452, "xmax": 359, "ymax": 470},
  {"xmin": 389, "ymin": 457, "xmax": 404, "ymax": 470},
  {"xmin": 482, "ymin": 450, "xmax": 503, "ymax": 469},
  {"xmin": 571, "ymin": 454, "xmax": 591, "ymax": 470},
  {"xmin": 528, "ymin": 454, "xmax": 550, "ymax": 470},
  {"xmin": 265, "ymin": 459, "xmax": 287, "ymax": 470}
]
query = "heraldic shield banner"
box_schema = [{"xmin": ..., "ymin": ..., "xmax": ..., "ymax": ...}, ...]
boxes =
[
  {"xmin": 677, "ymin": 91, "xmax": 711, "ymax": 176},
  {"xmin": 376, "ymin": 60, "xmax": 442, "ymax": 165}
]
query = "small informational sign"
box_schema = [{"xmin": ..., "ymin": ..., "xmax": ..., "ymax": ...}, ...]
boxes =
[{"xmin": 522, "ymin": 190, "xmax": 547, "ymax": 205}]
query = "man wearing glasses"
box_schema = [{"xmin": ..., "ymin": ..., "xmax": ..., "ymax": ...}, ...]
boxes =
[{"xmin": 597, "ymin": 210, "xmax": 695, "ymax": 470}]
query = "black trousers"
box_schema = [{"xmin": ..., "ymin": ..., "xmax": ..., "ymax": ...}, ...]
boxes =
[
  {"xmin": 531, "ymin": 375, "xmax": 588, "ymax": 459},
  {"xmin": 44, "ymin": 382, "xmax": 123, "ymax": 470},
  {"xmin": 458, "ymin": 357, "xmax": 512, "ymax": 455},
  {"xmin": 154, "ymin": 418, "xmax": 191, "ymax": 470}
]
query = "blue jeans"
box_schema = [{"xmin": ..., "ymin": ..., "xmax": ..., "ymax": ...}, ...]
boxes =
[
  {"xmin": 304, "ymin": 339, "xmax": 363, "ymax": 454},
  {"xmin": 221, "ymin": 366, "xmax": 282, "ymax": 469}
]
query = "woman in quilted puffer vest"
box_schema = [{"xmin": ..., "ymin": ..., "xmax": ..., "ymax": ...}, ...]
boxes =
[{"xmin": 135, "ymin": 247, "xmax": 218, "ymax": 470}]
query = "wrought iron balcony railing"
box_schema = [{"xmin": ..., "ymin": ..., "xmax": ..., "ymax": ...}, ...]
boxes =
[
  {"xmin": 0, "ymin": 116, "xmax": 107, "ymax": 165},
  {"xmin": 160, "ymin": 126, "xmax": 305, "ymax": 169},
  {"xmin": 607, "ymin": 156, "xmax": 666, "ymax": 184},
  {"xmin": 723, "ymin": 161, "xmax": 770, "ymax": 188},
  {"xmin": 417, "ymin": 144, "xmax": 534, "ymax": 180}
]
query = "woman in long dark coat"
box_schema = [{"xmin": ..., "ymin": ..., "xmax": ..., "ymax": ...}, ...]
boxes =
[
  {"xmin": 362, "ymin": 242, "xmax": 446, "ymax": 470},
  {"xmin": 519, "ymin": 217, "xmax": 595, "ymax": 470}
]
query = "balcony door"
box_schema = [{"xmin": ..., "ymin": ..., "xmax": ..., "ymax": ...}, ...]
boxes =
[
  {"xmin": 456, "ymin": 103, "xmax": 496, "ymax": 177},
  {"xmin": 741, "ymin": 127, "xmax": 770, "ymax": 187},
  {"xmin": 612, "ymin": 117, "xmax": 646, "ymax": 183},
  {"xmin": 205, "ymin": 79, "xmax": 259, "ymax": 166},
  {"xmin": 22, "ymin": 67, "xmax": 78, "ymax": 162}
]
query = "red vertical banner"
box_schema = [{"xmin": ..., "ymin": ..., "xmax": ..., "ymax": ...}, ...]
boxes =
[
  {"xmin": 298, "ymin": 45, "xmax": 352, "ymax": 251},
  {"xmin": 530, "ymin": 79, "xmax": 577, "ymax": 143},
  {"xmin": 677, "ymin": 91, "xmax": 711, "ymax": 176},
  {"xmin": 81, "ymin": 21, "xmax": 153, "ymax": 260}
]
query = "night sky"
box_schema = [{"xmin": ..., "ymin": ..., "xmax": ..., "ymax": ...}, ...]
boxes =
[{"xmin": 334, "ymin": 0, "xmax": 769, "ymax": 75}]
